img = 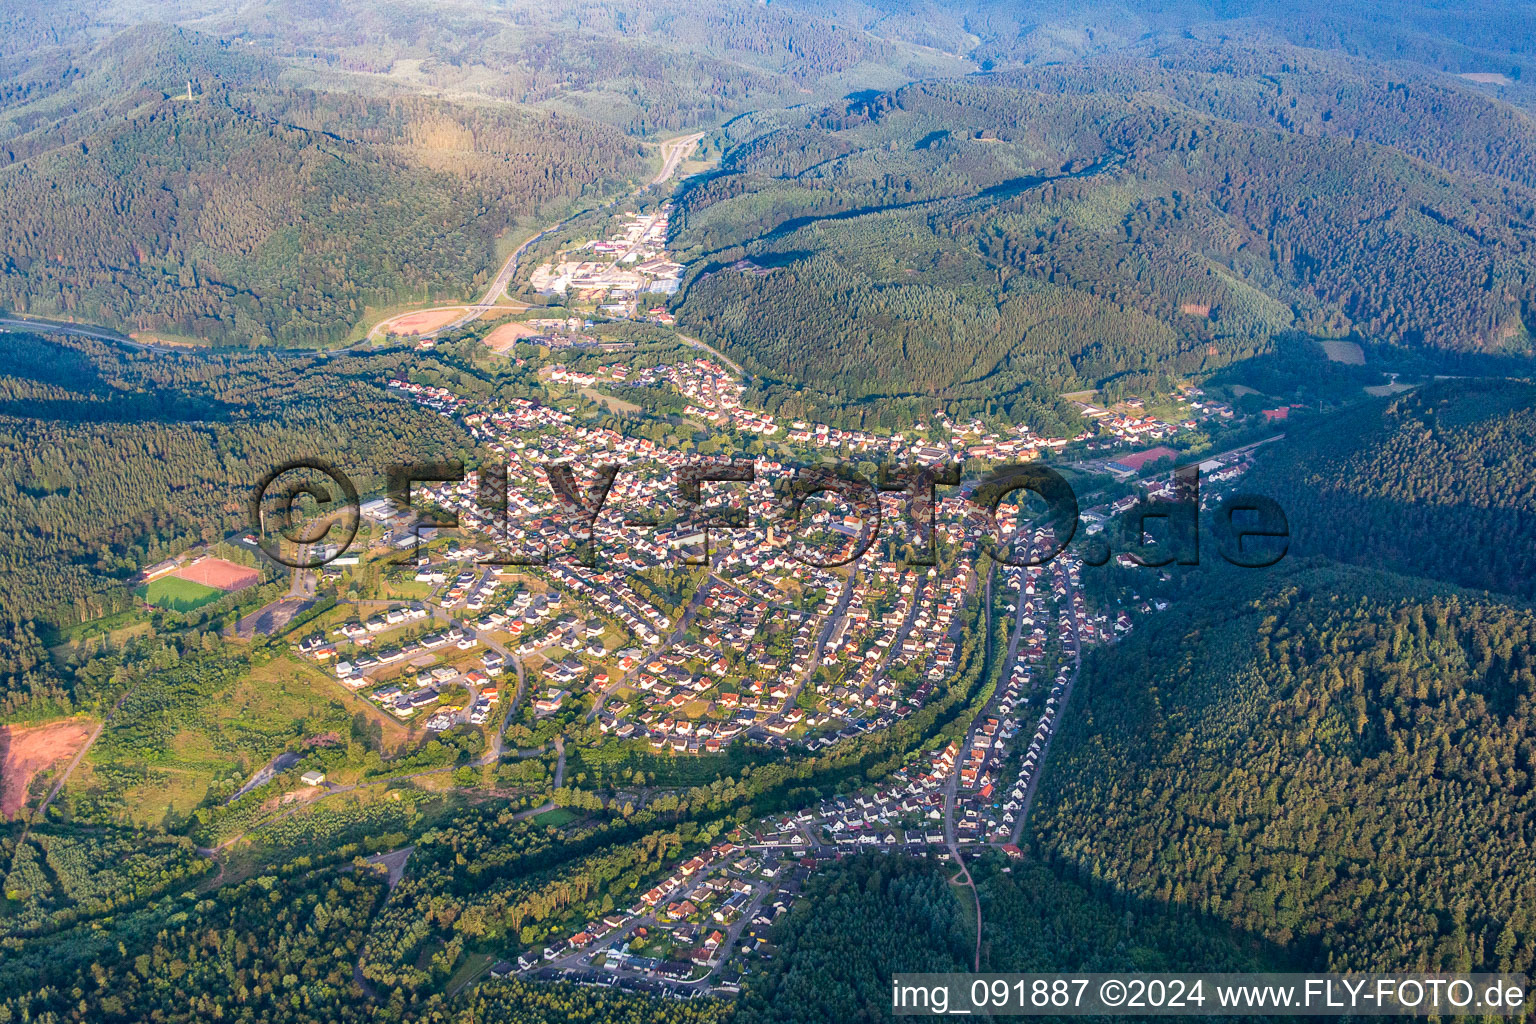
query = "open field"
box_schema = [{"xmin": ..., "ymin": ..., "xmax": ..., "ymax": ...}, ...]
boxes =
[
  {"xmin": 137, "ymin": 575, "xmax": 223, "ymax": 611},
  {"xmin": 386, "ymin": 307, "xmax": 469, "ymax": 335},
  {"xmin": 0, "ymin": 719, "xmax": 95, "ymax": 818},
  {"xmin": 531, "ymin": 806, "xmax": 579, "ymax": 827},
  {"xmin": 1319, "ymin": 339, "xmax": 1366, "ymax": 364},
  {"xmin": 125, "ymin": 330, "xmax": 210, "ymax": 348},
  {"xmin": 221, "ymin": 655, "xmax": 410, "ymax": 756},
  {"xmin": 580, "ymin": 386, "xmax": 641, "ymax": 414},
  {"xmin": 484, "ymin": 321, "xmax": 541, "ymax": 352},
  {"xmin": 1459, "ymin": 72, "xmax": 1514, "ymax": 85},
  {"xmin": 83, "ymin": 652, "xmax": 411, "ymax": 823}
]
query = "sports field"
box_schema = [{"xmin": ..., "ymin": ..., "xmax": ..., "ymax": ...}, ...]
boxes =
[
  {"xmin": 176, "ymin": 556, "xmax": 260, "ymax": 590},
  {"xmin": 137, "ymin": 575, "xmax": 223, "ymax": 611}
]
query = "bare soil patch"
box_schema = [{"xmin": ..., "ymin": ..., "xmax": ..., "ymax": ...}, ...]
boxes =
[
  {"xmin": 175, "ymin": 556, "xmax": 260, "ymax": 591},
  {"xmin": 484, "ymin": 321, "xmax": 541, "ymax": 352},
  {"xmin": 0, "ymin": 719, "xmax": 95, "ymax": 818},
  {"xmin": 385, "ymin": 307, "xmax": 466, "ymax": 335}
]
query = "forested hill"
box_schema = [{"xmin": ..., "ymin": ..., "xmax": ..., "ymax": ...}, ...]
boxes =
[
  {"xmin": 1242, "ymin": 378, "xmax": 1536, "ymax": 599},
  {"xmin": 2, "ymin": 1, "xmax": 970, "ymax": 137},
  {"xmin": 0, "ymin": 24, "xmax": 646, "ymax": 346},
  {"xmin": 991, "ymin": 43, "xmax": 1536, "ymax": 191},
  {"xmin": 1029, "ymin": 563, "xmax": 1536, "ymax": 973},
  {"xmin": 669, "ymin": 69, "xmax": 1536, "ymax": 426},
  {"xmin": 178, "ymin": 0, "xmax": 969, "ymax": 135},
  {"xmin": 0, "ymin": 332, "xmax": 475, "ymax": 717},
  {"xmin": 735, "ymin": 852, "xmax": 1292, "ymax": 1024},
  {"xmin": 773, "ymin": 0, "xmax": 1536, "ymax": 107}
]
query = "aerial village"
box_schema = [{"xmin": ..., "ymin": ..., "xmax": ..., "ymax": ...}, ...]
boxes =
[
  {"xmin": 260, "ymin": 347, "xmax": 1260, "ymax": 992},
  {"xmin": 280, "ymin": 275, "xmax": 1263, "ymax": 753},
  {"xmin": 175, "ymin": 205, "xmax": 1285, "ymax": 997},
  {"xmin": 528, "ymin": 205, "xmax": 684, "ymax": 320}
]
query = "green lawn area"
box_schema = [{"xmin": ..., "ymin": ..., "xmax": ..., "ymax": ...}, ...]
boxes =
[
  {"xmin": 444, "ymin": 952, "xmax": 495, "ymax": 996},
  {"xmin": 137, "ymin": 575, "xmax": 223, "ymax": 611},
  {"xmin": 531, "ymin": 807, "xmax": 579, "ymax": 827}
]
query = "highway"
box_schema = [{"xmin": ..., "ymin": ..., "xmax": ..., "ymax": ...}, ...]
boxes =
[
  {"xmin": 651, "ymin": 132, "xmax": 705, "ymax": 186},
  {"xmin": 0, "ymin": 314, "xmax": 171, "ymax": 352}
]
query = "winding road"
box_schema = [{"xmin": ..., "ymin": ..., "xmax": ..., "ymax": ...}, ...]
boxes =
[
  {"xmin": 7, "ymin": 129, "xmax": 708, "ymax": 358},
  {"xmin": 0, "ymin": 314, "xmax": 171, "ymax": 352},
  {"xmin": 362, "ymin": 129, "xmax": 707, "ymax": 346},
  {"xmin": 1005, "ymin": 568, "xmax": 1082, "ymax": 847}
]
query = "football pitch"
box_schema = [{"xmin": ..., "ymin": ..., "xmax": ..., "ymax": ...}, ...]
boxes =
[{"xmin": 137, "ymin": 575, "xmax": 224, "ymax": 612}]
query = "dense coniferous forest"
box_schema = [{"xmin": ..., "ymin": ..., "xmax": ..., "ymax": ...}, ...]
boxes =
[
  {"xmin": 0, "ymin": 26, "xmax": 645, "ymax": 345},
  {"xmin": 670, "ymin": 70, "xmax": 1536, "ymax": 423},
  {"xmin": 0, "ymin": 832, "xmax": 732, "ymax": 1023},
  {"xmin": 1243, "ymin": 379, "xmax": 1536, "ymax": 599},
  {"xmin": 0, "ymin": 868, "xmax": 394, "ymax": 1024},
  {"xmin": 1030, "ymin": 563, "xmax": 1536, "ymax": 973},
  {"xmin": 0, "ymin": 332, "xmax": 473, "ymax": 715},
  {"xmin": 732, "ymin": 853, "xmax": 1282, "ymax": 1024},
  {"xmin": 5, "ymin": 0, "xmax": 1536, "ymax": 1018},
  {"xmin": 732, "ymin": 855, "xmax": 973, "ymax": 1024}
]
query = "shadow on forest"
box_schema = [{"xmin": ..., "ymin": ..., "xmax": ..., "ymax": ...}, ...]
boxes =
[{"xmin": 974, "ymin": 852, "xmax": 1314, "ymax": 973}]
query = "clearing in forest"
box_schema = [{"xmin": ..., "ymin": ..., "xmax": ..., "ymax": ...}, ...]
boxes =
[{"xmin": 0, "ymin": 719, "xmax": 95, "ymax": 818}]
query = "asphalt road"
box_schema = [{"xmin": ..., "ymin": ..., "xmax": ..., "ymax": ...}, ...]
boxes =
[
  {"xmin": 1006, "ymin": 569, "xmax": 1082, "ymax": 846},
  {"xmin": 652, "ymin": 132, "xmax": 705, "ymax": 186}
]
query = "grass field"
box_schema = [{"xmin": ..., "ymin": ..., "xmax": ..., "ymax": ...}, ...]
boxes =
[
  {"xmin": 531, "ymin": 806, "xmax": 579, "ymax": 827},
  {"xmin": 444, "ymin": 953, "xmax": 495, "ymax": 996},
  {"xmin": 379, "ymin": 580, "xmax": 434, "ymax": 601},
  {"xmin": 137, "ymin": 575, "xmax": 223, "ymax": 611},
  {"xmin": 1319, "ymin": 339, "xmax": 1367, "ymax": 365}
]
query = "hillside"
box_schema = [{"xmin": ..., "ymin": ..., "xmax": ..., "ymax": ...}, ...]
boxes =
[
  {"xmin": 1243, "ymin": 377, "xmax": 1536, "ymax": 599},
  {"xmin": 1030, "ymin": 563, "xmax": 1536, "ymax": 972},
  {"xmin": 186, "ymin": 0, "xmax": 970, "ymax": 135},
  {"xmin": 0, "ymin": 332, "xmax": 474, "ymax": 716},
  {"xmin": 6, "ymin": 1, "xmax": 1536, "ymax": 1018},
  {"xmin": 669, "ymin": 71, "xmax": 1536, "ymax": 425},
  {"xmin": 0, "ymin": 25, "xmax": 646, "ymax": 346},
  {"xmin": 2, "ymin": 1, "xmax": 971, "ymax": 136}
]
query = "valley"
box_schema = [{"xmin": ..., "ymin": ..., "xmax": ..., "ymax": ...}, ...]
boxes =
[{"xmin": 3, "ymin": 2, "xmax": 1536, "ymax": 1023}]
